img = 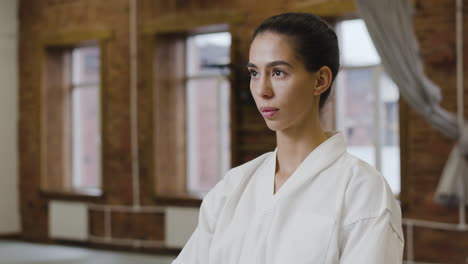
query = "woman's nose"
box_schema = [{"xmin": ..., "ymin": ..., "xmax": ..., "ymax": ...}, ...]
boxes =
[{"xmin": 257, "ymin": 76, "xmax": 274, "ymax": 99}]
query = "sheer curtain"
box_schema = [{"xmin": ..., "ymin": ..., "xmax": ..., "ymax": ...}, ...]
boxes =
[{"xmin": 355, "ymin": 0, "xmax": 467, "ymax": 206}]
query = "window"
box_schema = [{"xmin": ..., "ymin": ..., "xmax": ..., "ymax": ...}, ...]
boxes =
[
  {"xmin": 153, "ymin": 28, "xmax": 232, "ymax": 199},
  {"xmin": 186, "ymin": 32, "xmax": 231, "ymax": 194},
  {"xmin": 71, "ymin": 46, "xmax": 101, "ymax": 192},
  {"xmin": 41, "ymin": 43, "xmax": 102, "ymax": 196},
  {"xmin": 336, "ymin": 19, "xmax": 401, "ymax": 195}
]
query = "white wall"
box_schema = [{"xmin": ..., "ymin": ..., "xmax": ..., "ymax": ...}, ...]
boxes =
[
  {"xmin": 49, "ymin": 201, "xmax": 88, "ymax": 241},
  {"xmin": 165, "ymin": 207, "xmax": 199, "ymax": 248},
  {"xmin": 0, "ymin": 0, "xmax": 19, "ymax": 234}
]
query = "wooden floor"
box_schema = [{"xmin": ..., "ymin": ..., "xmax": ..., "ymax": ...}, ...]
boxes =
[{"xmin": 0, "ymin": 240, "xmax": 176, "ymax": 264}]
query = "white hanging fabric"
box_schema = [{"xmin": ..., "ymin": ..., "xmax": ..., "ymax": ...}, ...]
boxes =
[{"xmin": 355, "ymin": 0, "xmax": 467, "ymax": 206}]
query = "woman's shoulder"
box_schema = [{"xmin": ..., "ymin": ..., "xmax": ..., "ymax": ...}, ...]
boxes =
[
  {"xmin": 339, "ymin": 152, "xmax": 402, "ymax": 231},
  {"xmin": 341, "ymin": 152, "xmax": 391, "ymax": 191}
]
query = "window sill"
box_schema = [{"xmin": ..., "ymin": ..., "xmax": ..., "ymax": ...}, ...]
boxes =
[
  {"xmin": 40, "ymin": 188, "xmax": 104, "ymax": 202},
  {"xmin": 155, "ymin": 192, "xmax": 204, "ymax": 207}
]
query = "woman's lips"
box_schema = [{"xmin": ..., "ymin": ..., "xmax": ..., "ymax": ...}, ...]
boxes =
[{"xmin": 260, "ymin": 107, "xmax": 279, "ymax": 118}]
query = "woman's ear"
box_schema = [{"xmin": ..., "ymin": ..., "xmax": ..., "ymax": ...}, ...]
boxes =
[{"xmin": 313, "ymin": 66, "xmax": 333, "ymax": 96}]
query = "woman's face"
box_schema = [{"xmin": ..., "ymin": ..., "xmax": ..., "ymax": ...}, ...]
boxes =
[{"xmin": 248, "ymin": 32, "xmax": 323, "ymax": 132}]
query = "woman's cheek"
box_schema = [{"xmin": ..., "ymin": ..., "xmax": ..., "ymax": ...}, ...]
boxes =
[{"xmin": 274, "ymin": 80, "xmax": 294, "ymax": 102}]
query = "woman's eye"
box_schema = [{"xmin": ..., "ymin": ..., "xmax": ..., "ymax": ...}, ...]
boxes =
[
  {"xmin": 249, "ymin": 70, "xmax": 258, "ymax": 77},
  {"xmin": 273, "ymin": 70, "xmax": 285, "ymax": 77}
]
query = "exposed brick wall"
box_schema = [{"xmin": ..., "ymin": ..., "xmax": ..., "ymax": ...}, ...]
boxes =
[
  {"xmin": 110, "ymin": 211, "xmax": 165, "ymax": 241},
  {"xmin": 19, "ymin": 0, "xmax": 468, "ymax": 261},
  {"xmin": 404, "ymin": 0, "xmax": 468, "ymax": 263},
  {"xmin": 19, "ymin": 0, "xmax": 134, "ymax": 243},
  {"xmin": 89, "ymin": 209, "xmax": 105, "ymax": 237}
]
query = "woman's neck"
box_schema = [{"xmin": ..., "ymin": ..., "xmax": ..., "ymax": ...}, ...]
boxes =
[{"xmin": 275, "ymin": 117, "xmax": 329, "ymax": 181}]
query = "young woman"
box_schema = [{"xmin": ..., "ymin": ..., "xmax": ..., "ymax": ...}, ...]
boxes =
[{"xmin": 173, "ymin": 12, "xmax": 404, "ymax": 264}]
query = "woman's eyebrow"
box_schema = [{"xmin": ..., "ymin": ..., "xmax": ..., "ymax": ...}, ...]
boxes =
[
  {"xmin": 268, "ymin": 60, "xmax": 294, "ymax": 68},
  {"xmin": 246, "ymin": 62, "xmax": 257, "ymax": 68},
  {"xmin": 246, "ymin": 61, "xmax": 294, "ymax": 69}
]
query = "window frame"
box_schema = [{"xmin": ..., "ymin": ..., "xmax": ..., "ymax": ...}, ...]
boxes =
[
  {"xmin": 335, "ymin": 19, "xmax": 402, "ymax": 196},
  {"xmin": 286, "ymin": 0, "xmax": 407, "ymax": 205},
  {"xmin": 185, "ymin": 31, "xmax": 232, "ymax": 195},
  {"xmin": 142, "ymin": 10, "xmax": 245, "ymax": 207},
  {"xmin": 39, "ymin": 31, "xmax": 111, "ymax": 201}
]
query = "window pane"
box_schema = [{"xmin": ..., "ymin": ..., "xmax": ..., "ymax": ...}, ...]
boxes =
[
  {"xmin": 337, "ymin": 68, "xmax": 376, "ymax": 166},
  {"xmin": 337, "ymin": 19, "xmax": 401, "ymax": 196},
  {"xmin": 380, "ymin": 71, "xmax": 401, "ymax": 194},
  {"xmin": 71, "ymin": 87, "xmax": 101, "ymax": 190},
  {"xmin": 186, "ymin": 78, "xmax": 230, "ymax": 193},
  {"xmin": 338, "ymin": 19, "xmax": 380, "ymax": 66},
  {"xmin": 72, "ymin": 46, "xmax": 100, "ymax": 86},
  {"xmin": 71, "ymin": 45, "xmax": 101, "ymax": 191},
  {"xmin": 186, "ymin": 32, "xmax": 231, "ymax": 76}
]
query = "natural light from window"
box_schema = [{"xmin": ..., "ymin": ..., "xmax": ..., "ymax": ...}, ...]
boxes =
[
  {"xmin": 71, "ymin": 45, "xmax": 101, "ymax": 193},
  {"xmin": 186, "ymin": 32, "xmax": 231, "ymax": 194},
  {"xmin": 336, "ymin": 19, "xmax": 401, "ymax": 195}
]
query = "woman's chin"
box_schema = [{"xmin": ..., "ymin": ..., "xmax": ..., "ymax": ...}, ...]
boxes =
[{"xmin": 264, "ymin": 120, "xmax": 284, "ymax": 131}]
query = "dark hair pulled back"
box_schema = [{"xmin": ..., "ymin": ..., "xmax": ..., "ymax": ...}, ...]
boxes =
[{"xmin": 252, "ymin": 12, "xmax": 340, "ymax": 110}]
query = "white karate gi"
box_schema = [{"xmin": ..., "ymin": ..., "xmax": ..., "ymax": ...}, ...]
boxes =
[{"xmin": 173, "ymin": 131, "xmax": 404, "ymax": 264}]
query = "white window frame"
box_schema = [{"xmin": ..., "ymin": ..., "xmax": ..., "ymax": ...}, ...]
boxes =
[
  {"xmin": 70, "ymin": 45, "xmax": 102, "ymax": 193},
  {"xmin": 335, "ymin": 19, "xmax": 400, "ymax": 195},
  {"xmin": 335, "ymin": 64, "xmax": 385, "ymax": 171},
  {"xmin": 185, "ymin": 32, "xmax": 231, "ymax": 194}
]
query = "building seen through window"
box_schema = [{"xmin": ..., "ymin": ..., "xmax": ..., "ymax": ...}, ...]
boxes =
[
  {"xmin": 185, "ymin": 32, "xmax": 231, "ymax": 194},
  {"xmin": 71, "ymin": 45, "xmax": 101, "ymax": 193},
  {"xmin": 336, "ymin": 19, "xmax": 400, "ymax": 195}
]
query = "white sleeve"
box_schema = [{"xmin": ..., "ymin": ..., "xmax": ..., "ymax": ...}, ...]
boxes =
[
  {"xmin": 339, "ymin": 210, "xmax": 404, "ymax": 264},
  {"xmin": 172, "ymin": 173, "xmax": 232, "ymax": 264},
  {"xmin": 171, "ymin": 227, "xmax": 200, "ymax": 264},
  {"xmin": 171, "ymin": 193, "xmax": 217, "ymax": 264}
]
